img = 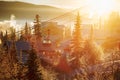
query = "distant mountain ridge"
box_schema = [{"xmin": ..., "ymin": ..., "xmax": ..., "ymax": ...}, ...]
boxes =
[{"xmin": 0, "ymin": 1, "xmax": 69, "ymax": 22}]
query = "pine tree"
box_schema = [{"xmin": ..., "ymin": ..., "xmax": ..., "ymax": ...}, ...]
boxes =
[
  {"xmin": 10, "ymin": 29, "xmax": 18, "ymax": 61},
  {"xmin": 24, "ymin": 22, "xmax": 31, "ymax": 42},
  {"xmin": 83, "ymin": 40, "xmax": 103, "ymax": 65},
  {"xmin": 25, "ymin": 22, "xmax": 29, "ymax": 35},
  {"xmin": 5, "ymin": 37, "xmax": 19, "ymax": 79},
  {"xmin": 71, "ymin": 12, "xmax": 82, "ymax": 55},
  {"xmin": 70, "ymin": 12, "xmax": 83, "ymax": 69},
  {"xmin": 11, "ymin": 28, "xmax": 16, "ymax": 41},
  {"xmin": 2, "ymin": 31, "xmax": 9, "ymax": 52},
  {"xmin": 26, "ymin": 48, "xmax": 43, "ymax": 80},
  {"xmin": 34, "ymin": 14, "xmax": 41, "ymax": 37}
]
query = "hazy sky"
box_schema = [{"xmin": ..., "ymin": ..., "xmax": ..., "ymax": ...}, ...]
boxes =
[
  {"xmin": 1, "ymin": 0, "xmax": 120, "ymax": 10},
  {"xmin": 1, "ymin": 0, "xmax": 89, "ymax": 9}
]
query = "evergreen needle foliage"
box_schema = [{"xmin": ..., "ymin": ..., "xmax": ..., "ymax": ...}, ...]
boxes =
[{"xmin": 26, "ymin": 48, "xmax": 43, "ymax": 80}]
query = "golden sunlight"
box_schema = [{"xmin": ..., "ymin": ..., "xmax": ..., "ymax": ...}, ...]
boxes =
[{"xmin": 87, "ymin": 0, "xmax": 115, "ymax": 16}]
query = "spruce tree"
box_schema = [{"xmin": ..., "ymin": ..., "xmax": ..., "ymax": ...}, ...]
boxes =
[
  {"xmin": 5, "ymin": 29, "xmax": 19, "ymax": 79},
  {"xmin": 34, "ymin": 14, "xmax": 41, "ymax": 37},
  {"xmin": 71, "ymin": 12, "xmax": 82, "ymax": 55},
  {"xmin": 71, "ymin": 12, "xmax": 82, "ymax": 68},
  {"xmin": 2, "ymin": 31, "xmax": 9, "ymax": 52},
  {"xmin": 9, "ymin": 29, "xmax": 18, "ymax": 62},
  {"xmin": 26, "ymin": 48, "xmax": 42, "ymax": 80},
  {"xmin": 24, "ymin": 22, "xmax": 31, "ymax": 42},
  {"xmin": 25, "ymin": 22, "xmax": 29, "ymax": 36},
  {"xmin": 83, "ymin": 40, "xmax": 102, "ymax": 65}
]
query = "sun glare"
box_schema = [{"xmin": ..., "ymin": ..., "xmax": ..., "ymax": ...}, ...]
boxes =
[{"xmin": 87, "ymin": 0, "xmax": 115, "ymax": 16}]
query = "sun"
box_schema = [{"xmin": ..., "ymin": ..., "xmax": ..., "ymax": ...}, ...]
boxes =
[{"xmin": 87, "ymin": 0, "xmax": 115, "ymax": 16}]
